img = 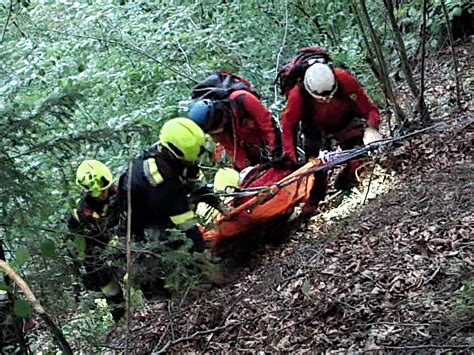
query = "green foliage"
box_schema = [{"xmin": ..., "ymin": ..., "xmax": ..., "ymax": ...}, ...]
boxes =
[
  {"xmin": 454, "ymin": 277, "xmax": 474, "ymax": 320},
  {"xmin": 60, "ymin": 298, "xmax": 115, "ymax": 353},
  {"xmin": 13, "ymin": 299, "xmax": 32, "ymax": 318},
  {"xmin": 394, "ymin": 0, "xmax": 468, "ymax": 49},
  {"xmin": 0, "ymin": 0, "xmax": 460, "ymax": 351},
  {"xmin": 74, "ymin": 236, "xmax": 86, "ymax": 261},
  {"xmin": 40, "ymin": 239, "xmax": 56, "ymax": 258},
  {"xmin": 13, "ymin": 246, "xmax": 29, "ymax": 267},
  {"xmin": 130, "ymin": 229, "xmax": 220, "ymax": 297}
]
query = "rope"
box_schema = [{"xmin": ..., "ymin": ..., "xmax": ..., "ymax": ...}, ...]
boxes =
[{"xmin": 207, "ymin": 121, "xmax": 450, "ymax": 199}]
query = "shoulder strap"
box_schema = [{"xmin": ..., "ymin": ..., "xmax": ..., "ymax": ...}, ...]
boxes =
[{"xmin": 191, "ymin": 70, "xmax": 260, "ymax": 100}]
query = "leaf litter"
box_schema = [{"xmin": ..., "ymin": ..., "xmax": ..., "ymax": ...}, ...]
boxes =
[{"xmin": 108, "ymin": 45, "xmax": 473, "ymax": 353}]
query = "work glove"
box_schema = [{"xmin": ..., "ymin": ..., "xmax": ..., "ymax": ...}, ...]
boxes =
[
  {"xmin": 189, "ymin": 183, "xmax": 223, "ymax": 211},
  {"xmin": 185, "ymin": 226, "xmax": 206, "ymax": 253},
  {"xmin": 363, "ymin": 127, "xmax": 383, "ymax": 146},
  {"xmin": 363, "ymin": 127, "xmax": 384, "ymax": 156}
]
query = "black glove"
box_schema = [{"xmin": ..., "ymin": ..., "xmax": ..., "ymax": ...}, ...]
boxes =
[
  {"xmin": 188, "ymin": 183, "xmax": 222, "ymax": 210},
  {"xmin": 185, "ymin": 226, "xmax": 206, "ymax": 253}
]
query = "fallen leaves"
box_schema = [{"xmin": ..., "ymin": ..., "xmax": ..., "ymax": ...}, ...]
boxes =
[{"xmin": 106, "ymin": 46, "xmax": 474, "ymax": 353}]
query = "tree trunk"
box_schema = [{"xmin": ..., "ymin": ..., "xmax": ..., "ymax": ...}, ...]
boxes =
[
  {"xmin": 383, "ymin": 0, "xmax": 428, "ymax": 120},
  {"xmin": 350, "ymin": 3, "xmax": 382, "ymax": 82},
  {"xmin": 350, "ymin": 3, "xmax": 393, "ymax": 134},
  {"xmin": 418, "ymin": 0, "xmax": 430, "ymax": 122},
  {"xmin": 383, "ymin": 0, "xmax": 418, "ymax": 98},
  {"xmin": 125, "ymin": 141, "xmax": 133, "ymax": 355},
  {"xmin": 357, "ymin": 0, "xmax": 406, "ymax": 126}
]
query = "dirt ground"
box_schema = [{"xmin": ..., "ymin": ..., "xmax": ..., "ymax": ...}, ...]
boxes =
[{"xmin": 109, "ymin": 46, "xmax": 473, "ymax": 353}]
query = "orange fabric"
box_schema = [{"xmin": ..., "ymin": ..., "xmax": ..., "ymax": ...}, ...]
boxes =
[{"xmin": 202, "ymin": 159, "xmax": 320, "ymax": 242}]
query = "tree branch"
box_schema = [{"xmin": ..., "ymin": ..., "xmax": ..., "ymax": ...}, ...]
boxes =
[
  {"xmin": 0, "ymin": 260, "xmax": 73, "ymax": 354},
  {"xmin": 293, "ymin": 3, "xmax": 334, "ymax": 45},
  {"xmin": 357, "ymin": 0, "xmax": 406, "ymax": 126},
  {"xmin": 350, "ymin": 3, "xmax": 382, "ymax": 83},
  {"xmin": 418, "ymin": 0, "xmax": 430, "ymax": 123},
  {"xmin": 383, "ymin": 344, "xmax": 473, "ymax": 350},
  {"xmin": 383, "ymin": 0, "xmax": 419, "ymax": 99},
  {"xmin": 30, "ymin": 25, "xmax": 196, "ymax": 83},
  {"xmin": 0, "ymin": 0, "xmax": 13, "ymax": 44},
  {"xmin": 154, "ymin": 323, "xmax": 238, "ymax": 354}
]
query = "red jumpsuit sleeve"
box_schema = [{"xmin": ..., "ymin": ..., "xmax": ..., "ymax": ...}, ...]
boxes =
[
  {"xmin": 336, "ymin": 69, "xmax": 381, "ymax": 128},
  {"xmin": 212, "ymin": 131, "xmax": 249, "ymax": 171},
  {"xmin": 281, "ymin": 86, "xmax": 305, "ymax": 162},
  {"xmin": 235, "ymin": 91, "xmax": 277, "ymax": 153}
]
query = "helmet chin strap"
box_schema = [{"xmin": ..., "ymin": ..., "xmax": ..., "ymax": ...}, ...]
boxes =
[{"xmin": 308, "ymin": 81, "xmax": 338, "ymax": 101}]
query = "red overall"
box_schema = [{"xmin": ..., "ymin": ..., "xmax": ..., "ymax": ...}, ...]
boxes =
[
  {"xmin": 281, "ymin": 68, "xmax": 381, "ymax": 210},
  {"xmin": 212, "ymin": 90, "xmax": 278, "ymax": 171}
]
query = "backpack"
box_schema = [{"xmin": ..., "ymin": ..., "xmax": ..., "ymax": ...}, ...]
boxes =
[
  {"xmin": 276, "ymin": 46, "xmax": 331, "ymax": 97},
  {"xmin": 191, "ymin": 70, "xmax": 260, "ymax": 100}
]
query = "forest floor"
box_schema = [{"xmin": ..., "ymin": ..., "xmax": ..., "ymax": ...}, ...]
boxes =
[{"xmin": 109, "ymin": 45, "xmax": 473, "ymax": 353}]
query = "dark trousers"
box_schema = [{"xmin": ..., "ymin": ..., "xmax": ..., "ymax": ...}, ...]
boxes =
[
  {"xmin": 302, "ymin": 120, "xmax": 364, "ymax": 206},
  {"xmin": 80, "ymin": 250, "xmax": 125, "ymax": 321}
]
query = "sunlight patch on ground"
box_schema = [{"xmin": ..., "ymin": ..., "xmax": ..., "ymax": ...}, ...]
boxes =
[{"xmin": 315, "ymin": 164, "xmax": 397, "ymax": 224}]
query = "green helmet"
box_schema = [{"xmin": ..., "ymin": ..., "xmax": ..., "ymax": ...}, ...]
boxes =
[
  {"xmin": 159, "ymin": 118, "xmax": 206, "ymax": 162},
  {"xmin": 75, "ymin": 160, "xmax": 113, "ymax": 197}
]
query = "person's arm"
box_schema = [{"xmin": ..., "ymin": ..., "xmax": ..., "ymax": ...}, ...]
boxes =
[
  {"xmin": 213, "ymin": 131, "xmax": 249, "ymax": 171},
  {"xmin": 281, "ymin": 86, "xmax": 305, "ymax": 162},
  {"xmin": 336, "ymin": 69, "xmax": 380, "ymax": 128},
  {"xmin": 105, "ymin": 186, "xmax": 123, "ymax": 230},
  {"xmin": 235, "ymin": 91, "xmax": 277, "ymax": 153},
  {"xmin": 169, "ymin": 201, "xmax": 206, "ymax": 252}
]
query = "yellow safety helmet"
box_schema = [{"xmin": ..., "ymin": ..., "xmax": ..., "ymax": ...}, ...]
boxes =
[
  {"xmin": 75, "ymin": 160, "xmax": 113, "ymax": 197},
  {"xmin": 213, "ymin": 167, "xmax": 239, "ymax": 192},
  {"xmin": 159, "ymin": 118, "xmax": 206, "ymax": 162}
]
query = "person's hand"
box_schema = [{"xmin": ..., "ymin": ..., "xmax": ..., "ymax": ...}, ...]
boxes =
[
  {"xmin": 186, "ymin": 226, "xmax": 206, "ymax": 253},
  {"xmin": 363, "ymin": 127, "xmax": 383, "ymax": 145},
  {"xmin": 189, "ymin": 184, "xmax": 219, "ymax": 207}
]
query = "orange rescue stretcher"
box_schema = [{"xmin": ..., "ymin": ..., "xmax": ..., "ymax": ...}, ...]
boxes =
[{"xmin": 202, "ymin": 158, "xmax": 321, "ymax": 243}]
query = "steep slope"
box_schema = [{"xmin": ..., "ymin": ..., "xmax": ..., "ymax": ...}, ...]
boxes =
[{"xmin": 109, "ymin": 46, "xmax": 473, "ymax": 353}]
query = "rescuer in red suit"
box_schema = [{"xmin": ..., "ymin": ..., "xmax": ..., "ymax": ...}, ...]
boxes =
[
  {"xmin": 280, "ymin": 61, "xmax": 382, "ymax": 215},
  {"xmin": 188, "ymin": 71, "xmax": 280, "ymax": 171},
  {"xmin": 212, "ymin": 89, "xmax": 279, "ymax": 171}
]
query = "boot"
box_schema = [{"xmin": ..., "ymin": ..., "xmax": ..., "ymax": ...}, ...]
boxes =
[
  {"xmin": 301, "ymin": 200, "xmax": 319, "ymax": 218},
  {"xmin": 102, "ymin": 281, "xmax": 125, "ymax": 322},
  {"xmin": 334, "ymin": 171, "xmax": 357, "ymax": 191},
  {"xmin": 302, "ymin": 171, "xmax": 327, "ymax": 218},
  {"xmin": 106, "ymin": 292, "xmax": 125, "ymax": 322}
]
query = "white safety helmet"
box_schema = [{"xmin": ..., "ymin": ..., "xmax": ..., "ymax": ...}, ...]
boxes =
[{"xmin": 303, "ymin": 63, "xmax": 337, "ymax": 100}]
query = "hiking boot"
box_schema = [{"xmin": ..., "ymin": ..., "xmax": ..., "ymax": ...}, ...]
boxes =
[
  {"xmin": 334, "ymin": 172, "xmax": 357, "ymax": 191},
  {"xmin": 106, "ymin": 293, "xmax": 126, "ymax": 322},
  {"xmin": 110, "ymin": 304, "xmax": 126, "ymax": 323}
]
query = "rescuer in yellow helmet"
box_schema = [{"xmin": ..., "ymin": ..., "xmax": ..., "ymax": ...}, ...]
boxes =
[
  {"xmin": 67, "ymin": 159, "xmax": 125, "ymax": 322},
  {"xmin": 118, "ymin": 118, "xmax": 221, "ymax": 251}
]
